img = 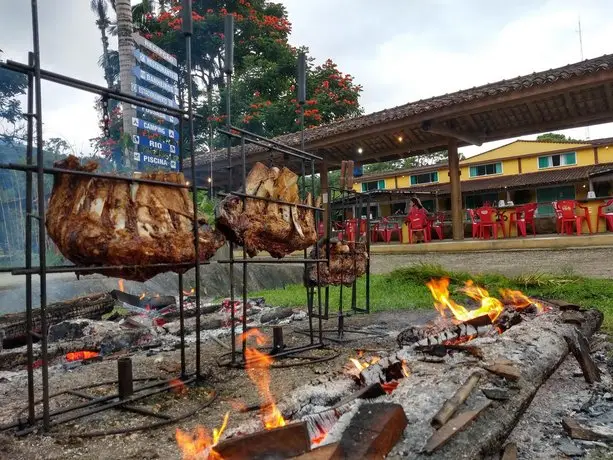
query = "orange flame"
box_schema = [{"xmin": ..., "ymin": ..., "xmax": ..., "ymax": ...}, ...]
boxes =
[
  {"xmin": 139, "ymin": 292, "xmax": 146, "ymax": 300},
  {"xmin": 500, "ymin": 289, "xmax": 543, "ymax": 313},
  {"xmin": 176, "ymin": 412, "xmax": 229, "ymax": 460},
  {"xmin": 401, "ymin": 360, "xmax": 410, "ymax": 378},
  {"xmin": 118, "ymin": 279, "xmax": 125, "ymax": 292},
  {"xmin": 426, "ymin": 278, "xmax": 504, "ymax": 322},
  {"xmin": 349, "ymin": 356, "xmax": 380, "ymax": 373},
  {"xmin": 65, "ymin": 351, "xmax": 99, "ymax": 361},
  {"xmin": 241, "ymin": 329, "xmax": 286, "ymax": 430}
]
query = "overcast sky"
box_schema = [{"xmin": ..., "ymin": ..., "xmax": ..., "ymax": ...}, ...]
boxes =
[{"xmin": 1, "ymin": 0, "xmax": 613, "ymax": 158}]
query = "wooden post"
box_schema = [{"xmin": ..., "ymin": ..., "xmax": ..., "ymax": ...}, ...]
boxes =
[
  {"xmin": 319, "ymin": 157, "xmax": 329, "ymax": 237},
  {"xmin": 448, "ymin": 138, "xmax": 463, "ymax": 240}
]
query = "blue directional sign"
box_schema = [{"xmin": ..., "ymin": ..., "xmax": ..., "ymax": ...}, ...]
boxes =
[
  {"xmin": 132, "ymin": 66, "xmax": 178, "ymax": 96},
  {"xmin": 134, "ymin": 106, "xmax": 179, "ymax": 126},
  {"xmin": 131, "ymin": 83, "xmax": 178, "ymax": 109},
  {"xmin": 133, "ymin": 151, "xmax": 178, "ymax": 171},
  {"xmin": 132, "ymin": 134, "xmax": 179, "ymax": 156},
  {"xmin": 132, "ymin": 117, "xmax": 179, "ymax": 140},
  {"xmin": 133, "ymin": 49, "xmax": 179, "ymax": 81}
]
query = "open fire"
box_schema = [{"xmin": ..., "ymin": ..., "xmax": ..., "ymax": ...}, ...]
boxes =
[
  {"xmin": 427, "ymin": 277, "xmax": 546, "ymax": 324},
  {"xmin": 176, "ymin": 412, "xmax": 230, "ymax": 460}
]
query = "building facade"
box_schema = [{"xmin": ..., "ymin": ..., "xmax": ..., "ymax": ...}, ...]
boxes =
[{"xmin": 352, "ymin": 138, "xmax": 613, "ymax": 219}]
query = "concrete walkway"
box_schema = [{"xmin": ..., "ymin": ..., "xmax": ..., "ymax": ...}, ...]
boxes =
[{"xmin": 368, "ymin": 247, "xmax": 613, "ymax": 279}]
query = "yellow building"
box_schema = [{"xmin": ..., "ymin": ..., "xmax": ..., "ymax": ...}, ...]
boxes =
[{"xmin": 352, "ymin": 137, "xmax": 613, "ymax": 222}]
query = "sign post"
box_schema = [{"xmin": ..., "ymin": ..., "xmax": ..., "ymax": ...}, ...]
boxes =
[{"xmin": 130, "ymin": 33, "xmax": 180, "ymax": 172}]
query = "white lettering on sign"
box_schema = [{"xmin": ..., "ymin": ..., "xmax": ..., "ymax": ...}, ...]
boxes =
[
  {"xmin": 143, "ymin": 155, "xmax": 169, "ymax": 166},
  {"xmin": 132, "ymin": 33, "xmax": 178, "ymax": 67},
  {"xmin": 148, "ymin": 140, "xmax": 163, "ymax": 150}
]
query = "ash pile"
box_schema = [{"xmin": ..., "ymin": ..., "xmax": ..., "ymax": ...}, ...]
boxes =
[{"xmin": 0, "ymin": 288, "xmax": 305, "ymax": 373}]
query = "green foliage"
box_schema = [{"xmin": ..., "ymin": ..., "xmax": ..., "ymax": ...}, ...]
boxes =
[
  {"xmin": 197, "ymin": 191, "xmax": 218, "ymax": 224},
  {"xmin": 0, "ymin": 67, "xmax": 28, "ymax": 144},
  {"xmin": 536, "ymin": 133, "xmax": 584, "ymax": 143},
  {"xmin": 251, "ymin": 263, "xmax": 613, "ymax": 332},
  {"xmin": 90, "ymin": 0, "xmax": 363, "ymax": 157}
]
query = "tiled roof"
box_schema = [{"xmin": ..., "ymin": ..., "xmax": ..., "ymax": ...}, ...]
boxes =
[
  {"xmin": 190, "ymin": 54, "xmax": 613, "ymax": 167},
  {"xmin": 406, "ymin": 162, "xmax": 613, "ymax": 194}
]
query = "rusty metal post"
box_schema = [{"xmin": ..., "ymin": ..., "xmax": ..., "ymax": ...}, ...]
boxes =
[
  {"xmin": 448, "ymin": 138, "xmax": 464, "ymax": 240},
  {"xmin": 272, "ymin": 326, "xmax": 285, "ymax": 354},
  {"xmin": 117, "ymin": 357, "xmax": 133, "ymax": 399},
  {"xmin": 319, "ymin": 157, "xmax": 329, "ymax": 237}
]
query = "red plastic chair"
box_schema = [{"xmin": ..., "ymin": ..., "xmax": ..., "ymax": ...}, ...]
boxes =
[
  {"xmin": 596, "ymin": 199, "xmax": 613, "ymax": 232},
  {"xmin": 317, "ymin": 221, "xmax": 325, "ymax": 237},
  {"xmin": 476, "ymin": 206, "xmax": 505, "ymax": 239},
  {"xmin": 556, "ymin": 200, "xmax": 584, "ymax": 235},
  {"xmin": 509, "ymin": 203, "xmax": 538, "ymax": 237},
  {"xmin": 378, "ymin": 217, "xmax": 402, "ymax": 243},
  {"xmin": 407, "ymin": 212, "xmax": 430, "ymax": 244},
  {"xmin": 467, "ymin": 209, "xmax": 481, "ymax": 239},
  {"xmin": 344, "ymin": 218, "xmax": 367, "ymax": 242},
  {"xmin": 429, "ymin": 212, "xmax": 445, "ymax": 240}
]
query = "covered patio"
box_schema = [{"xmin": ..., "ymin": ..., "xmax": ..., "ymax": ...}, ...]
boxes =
[{"xmin": 188, "ymin": 53, "xmax": 613, "ymax": 242}]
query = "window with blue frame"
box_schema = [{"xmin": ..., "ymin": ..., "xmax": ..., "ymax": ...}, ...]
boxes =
[
  {"xmin": 538, "ymin": 152, "xmax": 576, "ymax": 169},
  {"xmin": 410, "ymin": 171, "xmax": 439, "ymax": 185},
  {"xmin": 361, "ymin": 180, "xmax": 385, "ymax": 192},
  {"xmin": 469, "ymin": 162, "xmax": 502, "ymax": 178},
  {"xmin": 535, "ymin": 185, "xmax": 576, "ymax": 216}
]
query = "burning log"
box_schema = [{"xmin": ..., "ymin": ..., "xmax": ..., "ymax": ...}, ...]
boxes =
[
  {"xmin": 332, "ymin": 383, "xmax": 386, "ymax": 409},
  {"xmin": 563, "ymin": 328, "xmax": 601, "ymax": 384},
  {"xmin": 215, "ymin": 421, "xmax": 312, "ymax": 459},
  {"xmin": 307, "ymin": 238, "xmax": 368, "ymax": 287},
  {"xmin": 45, "ymin": 156, "xmax": 225, "ymax": 281},
  {"xmin": 431, "ymin": 372, "xmax": 482, "ymax": 429},
  {"xmin": 216, "ymin": 162, "xmax": 318, "ymax": 258},
  {"xmin": 423, "ymin": 400, "xmax": 492, "ymax": 454},
  {"xmin": 0, "ymin": 292, "xmax": 114, "ymax": 349},
  {"xmin": 358, "ymin": 355, "xmax": 407, "ymax": 386}
]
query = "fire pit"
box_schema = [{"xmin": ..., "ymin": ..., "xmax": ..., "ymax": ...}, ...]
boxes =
[{"xmin": 169, "ymin": 279, "xmax": 605, "ymax": 459}]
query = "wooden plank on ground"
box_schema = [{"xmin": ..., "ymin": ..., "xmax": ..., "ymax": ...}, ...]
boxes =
[
  {"xmin": 424, "ymin": 400, "xmax": 492, "ymax": 454},
  {"xmin": 215, "ymin": 421, "xmax": 311, "ymax": 459},
  {"xmin": 332, "ymin": 403, "xmax": 407, "ymax": 459}
]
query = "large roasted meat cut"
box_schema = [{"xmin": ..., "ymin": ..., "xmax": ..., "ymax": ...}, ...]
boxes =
[
  {"xmin": 46, "ymin": 156, "xmax": 225, "ymax": 281},
  {"xmin": 216, "ymin": 162, "xmax": 318, "ymax": 258},
  {"xmin": 307, "ymin": 238, "xmax": 368, "ymax": 286}
]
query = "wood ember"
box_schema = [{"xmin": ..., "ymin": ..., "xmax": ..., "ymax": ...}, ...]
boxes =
[
  {"xmin": 307, "ymin": 238, "xmax": 367, "ymax": 287},
  {"xmin": 431, "ymin": 372, "xmax": 482, "ymax": 429},
  {"xmin": 333, "ymin": 383, "xmax": 386, "ymax": 409},
  {"xmin": 564, "ymin": 328, "xmax": 601, "ymax": 384},
  {"xmin": 215, "ymin": 421, "xmax": 311, "ymax": 459},
  {"xmin": 398, "ymin": 321, "xmax": 494, "ymax": 348},
  {"xmin": 359, "ymin": 355, "xmax": 405, "ymax": 386},
  {"xmin": 423, "ymin": 400, "xmax": 492, "ymax": 454},
  {"xmin": 562, "ymin": 417, "xmax": 613, "ymax": 442},
  {"xmin": 0, "ymin": 293, "xmax": 115, "ymax": 349},
  {"xmin": 332, "ymin": 403, "xmax": 408, "ymax": 459}
]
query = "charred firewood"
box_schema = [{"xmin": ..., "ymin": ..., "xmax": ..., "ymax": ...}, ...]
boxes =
[
  {"xmin": 46, "ymin": 156, "xmax": 225, "ymax": 281},
  {"xmin": 564, "ymin": 328, "xmax": 601, "ymax": 384},
  {"xmin": 216, "ymin": 162, "xmax": 318, "ymax": 258},
  {"xmin": 0, "ymin": 293, "xmax": 114, "ymax": 349},
  {"xmin": 307, "ymin": 238, "xmax": 368, "ymax": 287}
]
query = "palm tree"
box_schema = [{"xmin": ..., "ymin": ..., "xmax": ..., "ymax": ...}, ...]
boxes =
[
  {"xmin": 90, "ymin": 0, "xmax": 113, "ymax": 88},
  {"xmin": 115, "ymin": 0, "xmax": 135, "ymax": 167}
]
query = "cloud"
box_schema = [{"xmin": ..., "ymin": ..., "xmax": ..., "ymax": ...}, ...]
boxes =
[{"xmin": 1, "ymin": 0, "xmax": 612, "ymax": 157}]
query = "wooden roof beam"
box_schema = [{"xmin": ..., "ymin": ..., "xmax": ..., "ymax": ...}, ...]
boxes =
[
  {"xmin": 421, "ymin": 121, "xmax": 484, "ymax": 146},
  {"xmin": 603, "ymin": 83, "xmax": 613, "ymax": 111}
]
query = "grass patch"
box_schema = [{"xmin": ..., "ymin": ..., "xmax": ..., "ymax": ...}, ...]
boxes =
[{"xmin": 250, "ymin": 263, "xmax": 613, "ymax": 333}]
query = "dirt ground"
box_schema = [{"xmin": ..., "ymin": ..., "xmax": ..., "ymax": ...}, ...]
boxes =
[
  {"xmin": 0, "ymin": 310, "xmax": 434, "ymax": 460},
  {"xmin": 1, "ymin": 307, "xmax": 611, "ymax": 460},
  {"xmin": 369, "ymin": 247, "xmax": 613, "ymax": 278}
]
